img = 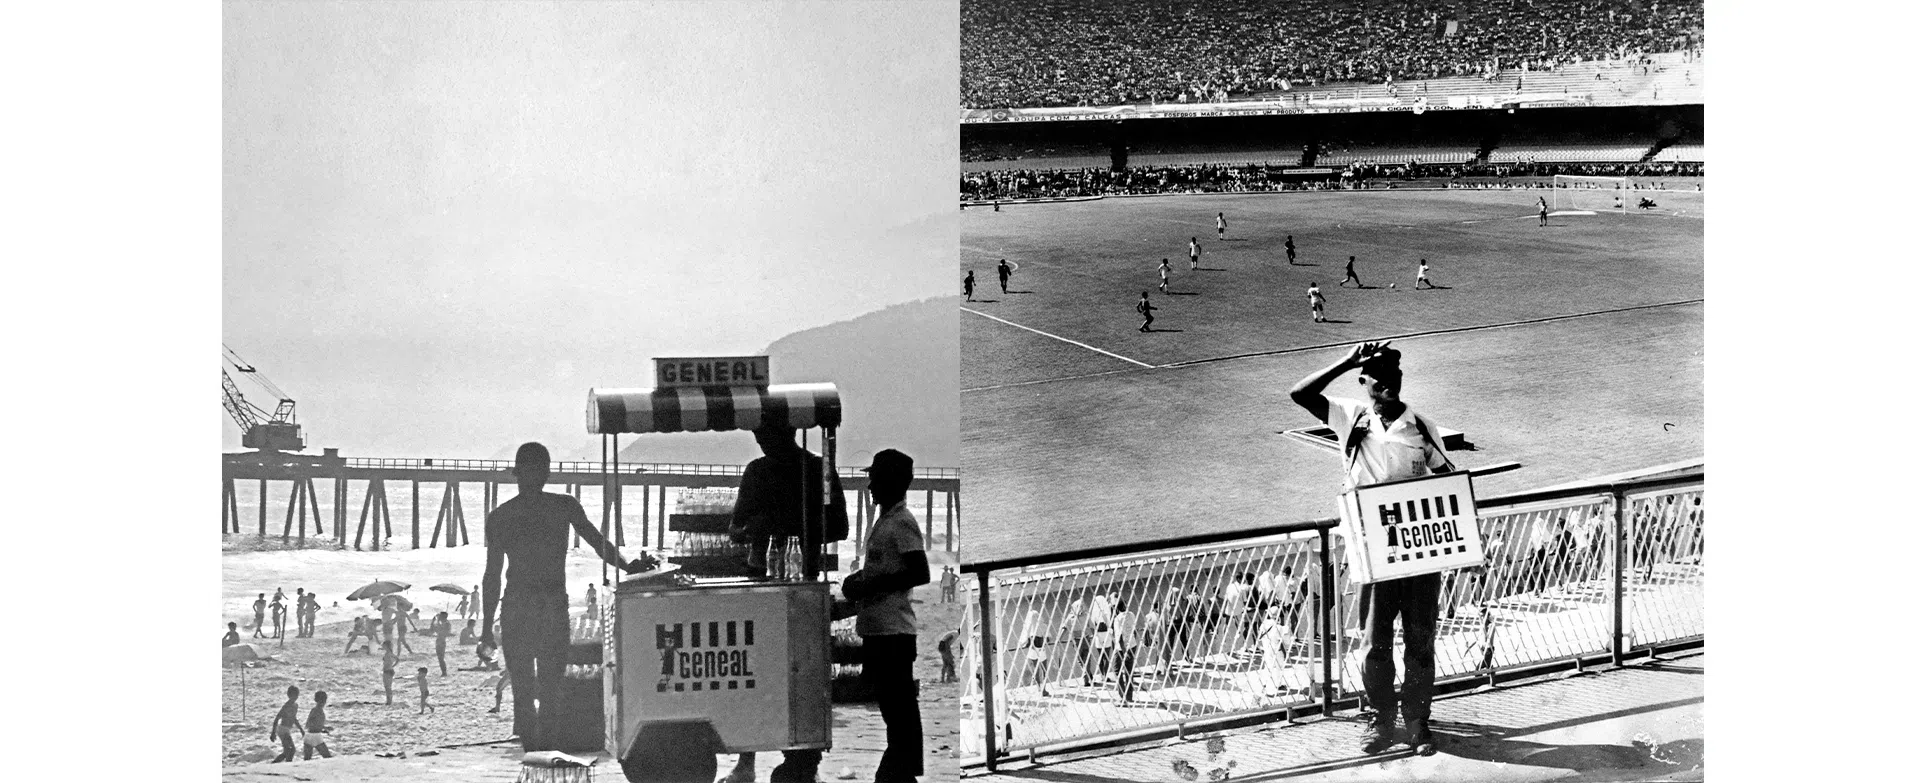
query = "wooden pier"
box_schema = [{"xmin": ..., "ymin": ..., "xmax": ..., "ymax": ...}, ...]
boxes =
[{"xmin": 221, "ymin": 449, "xmax": 962, "ymax": 555}]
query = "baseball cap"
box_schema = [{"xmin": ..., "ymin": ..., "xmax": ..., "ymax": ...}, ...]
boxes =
[{"xmin": 861, "ymin": 448, "xmax": 913, "ymax": 477}]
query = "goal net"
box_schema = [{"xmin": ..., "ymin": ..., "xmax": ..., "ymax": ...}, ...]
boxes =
[{"xmin": 1550, "ymin": 175, "xmax": 1630, "ymax": 214}]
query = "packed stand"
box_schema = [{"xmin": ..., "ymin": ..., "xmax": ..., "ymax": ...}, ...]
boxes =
[
  {"xmin": 962, "ymin": 0, "xmax": 1704, "ymax": 109},
  {"xmin": 961, "ymin": 160, "xmax": 1703, "ymax": 201}
]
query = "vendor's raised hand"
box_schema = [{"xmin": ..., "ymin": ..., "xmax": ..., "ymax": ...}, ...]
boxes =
[{"xmin": 1344, "ymin": 340, "xmax": 1391, "ymax": 368}]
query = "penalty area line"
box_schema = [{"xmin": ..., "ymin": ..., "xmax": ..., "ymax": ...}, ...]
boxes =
[{"xmin": 962, "ymin": 308, "xmax": 1155, "ymax": 369}]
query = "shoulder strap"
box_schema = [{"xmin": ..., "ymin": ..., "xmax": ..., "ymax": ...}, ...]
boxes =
[
  {"xmin": 1411, "ymin": 415, "xmax": 1456, "ymax": 473},
  {"xmin": 1341, "ymin": 410, "xmax": 1371, "ymax": 472}
]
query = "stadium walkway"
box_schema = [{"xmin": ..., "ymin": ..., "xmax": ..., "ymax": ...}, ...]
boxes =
[{"xmin": 965, "ymin": 649, "xmax": 1704, "ymax": 782}]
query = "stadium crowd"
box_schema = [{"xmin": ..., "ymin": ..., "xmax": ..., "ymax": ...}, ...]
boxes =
[
  {"xmin": 962, "ymin": 0, "xmax": 1703, "ymax": 109},
  {"xmin": 961, "ymin": 160, "xmax": 1703, "ymax": 201}
]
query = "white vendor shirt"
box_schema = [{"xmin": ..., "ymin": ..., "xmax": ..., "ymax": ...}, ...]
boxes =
[
  {"xmin": 855, "ymin": 500, "xmax": 926, "ymax": 636},
  {"xmin": 1325, "ymin": 396, "xmax": 1454, "ymax": 490}
]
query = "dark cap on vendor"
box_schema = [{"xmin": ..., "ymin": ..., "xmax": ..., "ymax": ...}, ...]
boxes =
[{"xmin": 861, "ymin": 449, "xmax": 913, "ymax": 480}]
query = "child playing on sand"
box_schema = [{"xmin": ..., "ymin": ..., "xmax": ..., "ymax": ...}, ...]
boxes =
[
  {"xmin": 270, "ymin": 686, "xmax": 304, "ymax": 763},
  {"xmin": 303, "ymin": 690, "xmax": 333, "ymax": 759},
  {"xmin": 343, "ymin": 616, "xmax": 369, "ymax": 655},
  {"xmin": 382, "ymin": 642, "xmax": 399, "ymax": 706},
  {"xmin": 223, "ymin": 622, "xmax": 241, "ymax": 648},
  {"xmin": 416, "ymin": 666, "xmax": 435, "ymax": 714},
  {"xmin": 459, "ymin": 619, "xmax": 479, "ymax": 646}
]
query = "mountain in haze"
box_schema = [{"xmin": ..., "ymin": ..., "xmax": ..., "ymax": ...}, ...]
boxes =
[{"xmin": 611, "ymin": 297, "xmax": 957, "ymax": 468}]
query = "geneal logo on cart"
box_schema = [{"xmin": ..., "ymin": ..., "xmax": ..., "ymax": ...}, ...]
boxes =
[
  {"xmin": 655, "ymin": 620, "xmax": 758, "ymax": 693},
  {"xmin": 1378, "ymin": 491, "xmax": 1471, "ymax": 564}
]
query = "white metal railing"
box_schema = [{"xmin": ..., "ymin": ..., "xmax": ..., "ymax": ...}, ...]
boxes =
[{"xmin": 958, "ymin": 470, "xmax": 1703, "ymax": 768}]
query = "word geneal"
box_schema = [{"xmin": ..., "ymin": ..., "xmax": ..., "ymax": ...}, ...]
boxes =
[
  {"xmin": 655, "ymin": 620, "xmax": 757, "ymax": 693},
  {"xmin": 654, "ymin": 356, "xmax": 770, "ymax": 389}
]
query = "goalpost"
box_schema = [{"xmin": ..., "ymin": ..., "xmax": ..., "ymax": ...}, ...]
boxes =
[{"xmin": 1550, "ymin": 175, "xmax": 1631, "ymax": 214}]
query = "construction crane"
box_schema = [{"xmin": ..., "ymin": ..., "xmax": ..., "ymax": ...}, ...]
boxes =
[{"xmin": 222, "ymin": 345, "xmax": 306, "ymax": 452}]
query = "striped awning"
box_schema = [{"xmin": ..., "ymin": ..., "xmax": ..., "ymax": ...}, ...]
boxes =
[{"xmin": 587, "ymin": 383, "xmax": 842, "ymax": 435}]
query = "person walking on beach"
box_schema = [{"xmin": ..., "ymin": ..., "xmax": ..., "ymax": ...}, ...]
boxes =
[
  {"xmin": 940, "ymin": 566, "xmax": 957, "ymax": 603},
  {"xmin": 1290, "ymin": 341, "xmax": 1456, "ymax": 756},
  {"xmin": 455, "ymin": 592, "xmax": 470, "ymax": 621},
  {"xmin": 431, "ymin": 611, "xmax": 453, "ymax": 676},
  {"xmin": 481, "ymin": 442, "xmax": 652, "ymax": 751},
  {"xmin": 303, "ymin": 690, "xmax": 334, "ymax": 759},
  {"xmin": 223, "ymin": 622, "xmax": 242, "ymax": 648},
  {"xmin": 1340, "ymin": 256, "xmax": 1363, "ymax": 288},
  {"xmin": 937, "ymin": 627, "xmax": 958, "ymax": 683},
  {"xmin": 269, "ymin": 686, "xmax": 305, "ymax": 763},
  {"xmin": 252, "ymin": 593, "xmax": 268, "ymax": 638},
  {"xmin": 1137, "ymin": 291, "xmax": 1157, "ymax": 332},
  {"xmin": 416, "ymin": 667, "xmax": 435, "ymax": 714},
  {"xmin": 380, "ymin": 594, "xmax": 414, "ymax": 654},
  {"xmin": 841, "ymin": 448, "xmax": 932, "ymax": 783}
]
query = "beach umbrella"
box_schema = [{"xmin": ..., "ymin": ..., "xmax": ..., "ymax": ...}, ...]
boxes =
[
  {"xmin": 224, "ymin": 645, "xmax": 269, "ymax": 721},
  {"xmin": 347, "ymin": 580, "xmax": 410, "ymax": 601},
  {"xmin": 223, "ymin": 643, "xmax": 272, "ymax": 664},
  {"xmin": 430, "ymin": 584, "xmax": 471, "ymax": 596}
]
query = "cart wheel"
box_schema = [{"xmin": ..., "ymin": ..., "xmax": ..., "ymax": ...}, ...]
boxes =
[{"xmin": 620, "ymin": 719, "xmax": 721, "ymax": 783}]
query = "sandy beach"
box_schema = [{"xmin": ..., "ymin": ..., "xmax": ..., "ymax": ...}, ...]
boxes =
[{"xmin": 222, "ymin": 551, "xmax": 965, "ymax": 777}]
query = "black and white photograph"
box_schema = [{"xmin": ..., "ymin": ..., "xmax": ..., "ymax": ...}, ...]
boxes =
[
  {"xmin": 954, "ymin": 1, "xmax": 1706, "ymax": 779},
  {"xmin": 14, "ymin": 0, "xmax": 1920, "ymax": 781},
  {"xmin": 216, "ymin": 1, "xmax": 958, "ymax": 781}
]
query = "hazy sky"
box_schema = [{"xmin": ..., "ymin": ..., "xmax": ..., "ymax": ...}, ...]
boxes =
[{"xmin": 223, "ymin": 0, "xmax": 958, "ymax": 457}]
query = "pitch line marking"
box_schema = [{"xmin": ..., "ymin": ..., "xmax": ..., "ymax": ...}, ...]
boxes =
[
  {"xmin": 964, "ymin": 367, "xmax": 1139, "ymax": 394},
  {"xmin": 961, "ymin": 308, "xmax": 1155, "ymax": 368}
]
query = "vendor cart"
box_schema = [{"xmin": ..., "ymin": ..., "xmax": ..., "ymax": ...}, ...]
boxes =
[{"xmin": 587, "ymin": 368, "xmax": 843, "ymax": 783}]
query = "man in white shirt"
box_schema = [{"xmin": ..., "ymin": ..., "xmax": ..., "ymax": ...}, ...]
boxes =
[
  {"xmin": 841, "ymin": 449, "xmax": 931, "ymax": 783},
  {"xmin": 1290, "ymin": 342, "xmax": 1455, "ymax": 756}
]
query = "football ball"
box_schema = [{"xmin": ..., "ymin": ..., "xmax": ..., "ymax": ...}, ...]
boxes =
[{"xmin": 1389, "ymin": 283, "xmax": 1397, "ymax": 289}]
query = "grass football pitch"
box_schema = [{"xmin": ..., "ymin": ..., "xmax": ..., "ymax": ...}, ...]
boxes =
[{"xmin": 960, "ymin": 188, "xmax": 1704, "ymax": 562}]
